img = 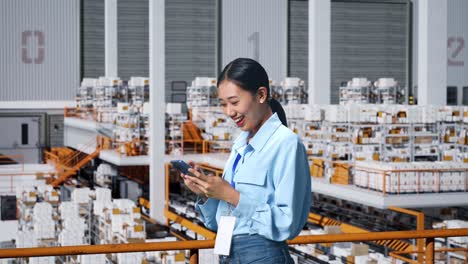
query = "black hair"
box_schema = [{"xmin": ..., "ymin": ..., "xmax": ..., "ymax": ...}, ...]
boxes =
[{"xmin": 217, "ymin": 58, "xmax": 287, "ymax": 127}]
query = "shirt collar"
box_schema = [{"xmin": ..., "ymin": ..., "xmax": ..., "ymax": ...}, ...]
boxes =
[{"xmin": 232, "ymin": 113, "xmax": 282, "ymax": 153}]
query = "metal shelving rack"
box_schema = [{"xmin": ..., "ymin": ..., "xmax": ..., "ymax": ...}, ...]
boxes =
[
  {"xmin": 439, "ymin": 122, "xmax": 462, "ymax": 161},
  {"xmin": 375, "ymin": 86, "xmax": 405, "ymax": 104},
  {"xmin": 325, "ymin": 122, "xmax": 352, "ymax": 162},
  {"xmin": 113, "ymin": 105, "xmax": 144, "ymax": 156},
  {"xmin": 139, "ymin": 112, "xmax": 150, "ymax": 155},
  {"xmin": 78, "ymin": 201, "xmax": 93, "ymax": 245},
  {"xmin": 324, "ymin": 122, "xmax": 353, "ymax": 183},
  {"xmin": 459, "ymin": 117, "xmax": 468, "ymax": 162},
  {"xmin": 381, "ymin": 122, "xmax": 411, "ymax": 163},
  {"xmin": 411, "ymin": 123, "xmax": 440, "ymax": 161},
  {"xmin": 270, "ymin": 80, "xmax": 285, "ymax": 104},
  {"xmin": 76, "ymin": 79, "xmax": 96, "ymax": 120},
  {"xmin": 350, "ymin": 123, "xmax": 382, "ymax": 162},
  {"xmin": 186, "ymin": 77, "xmax": 218, "ymax": 108},
  {"xmin": 339, "ymin": 85, "xmax": 376, "ymax": 105},
  {"xmin": 301, "ymin": 120, "xmax": 326, "ymax": 158},
  {"xmin": 128, "ymin": 77, "xmax": 149, "ymax": 111},
  {"xmin": 166, "ymin": 112, "xmax": 185, "ymax": 155}
]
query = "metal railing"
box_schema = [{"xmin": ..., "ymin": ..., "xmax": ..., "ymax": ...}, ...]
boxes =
[
  {"xmin": 1, "ymin": 228, "xmax": 467, "ymax": 263},
  {"xmin": 0, "ymin": 154, "xmax": 41, "ymax": 194}
]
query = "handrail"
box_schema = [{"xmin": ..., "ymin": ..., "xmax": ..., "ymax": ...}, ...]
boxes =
[
  {"xmin": 1, "ymin": 228, "xmax": 467, "ymax": 263},
  {"xmin": 43, "ymin": 151, "xmax": 59, "ymax": 165},
  {"xmin": 50, "ymin": 147, "xmax": 101, "ymax": 187},
  {"xmin": 388, "ymin": 206, "xmax": 425, "ymax": 263},
  {"xmin": 0, "ymin": 155, "xmax": 26, "ymax": 193},
  {"xmin": 61, "ymin": 137, "xmax": 97, "ymax": 167},
  {"xmin": 393, "ymin": 247, "xmax": 468, "ymax": 254}
]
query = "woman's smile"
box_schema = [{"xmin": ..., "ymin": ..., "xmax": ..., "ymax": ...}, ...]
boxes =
[{"xmin": 233, "ymin": 116, "xmax": 245, "ymax": 127}]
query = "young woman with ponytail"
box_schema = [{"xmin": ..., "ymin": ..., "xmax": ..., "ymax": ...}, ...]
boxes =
[{"xmin": 181, "ymin": 58, "xmax": 311, "ymax": 263}]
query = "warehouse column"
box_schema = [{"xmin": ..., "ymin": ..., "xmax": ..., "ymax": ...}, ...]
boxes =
[
  {"xmin": 149, "ymin": 0, "xmax": 166, "ymax": 223},
  {"xmin": 105, "ymin": 0, "xmax": 118, "ymax": 77},
  {"xmin": 417, "ymin": 0, "xmax": 447, "ymax": 105},
  {"xmin": 308, "ymin": 0, "xmax": 331, "ymax": 105}
]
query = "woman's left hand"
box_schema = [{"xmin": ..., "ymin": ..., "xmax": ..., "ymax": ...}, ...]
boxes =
[{"xmin": 185, "ymin": 168, "xmax": 240, "ymax": 206}]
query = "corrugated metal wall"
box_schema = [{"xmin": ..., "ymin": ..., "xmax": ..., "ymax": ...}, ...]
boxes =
[
  {"xmin": 222, "ymin": 0, "xmax": 288, "ymax": 82},
  {"xmin": 82, "ymin": 0, "xmax": 105, "ymax": 78},
  {"xmin": 48, "ymin": 114, "xmax": 64, "ymax": 147},
  {"xmin": 330, "ymin": 1, "xmax": 408, "ymax": 103},
  {"xmin": 166, "ymin": 0, "xmax": 216, "ymax": 102},
  {"xmin": 288, "ymin": 0, "xmax": 308, "ymax": 85},
  {"xmin": 0, "ymin": 0, "xmax": 79, "ymax": 101},
  {"xmin": 288, "ymin": 0, "xmax": 409, "ymax": 104},
  {"xmin": 118, "ymin": 0, "xmax": 149, "ymax": 80},
  {"xmin": 81, "ymin": 0, "xmax": 216, "ymax": 102}
]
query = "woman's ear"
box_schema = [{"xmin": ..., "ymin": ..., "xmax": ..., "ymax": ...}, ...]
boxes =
[{"xmin": 257, "ymin": 87, "xmax": 268, "ymax": 103}]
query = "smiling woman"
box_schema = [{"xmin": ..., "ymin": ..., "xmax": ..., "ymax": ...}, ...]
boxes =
[{"xmin": 180, "ymin": 58, "xmax": 311, "ymax": 264}]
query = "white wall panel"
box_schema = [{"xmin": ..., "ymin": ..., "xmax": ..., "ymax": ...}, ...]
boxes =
[
  {"xmin": 447, "ymin": 0, "xmax": 468, "ymax": 90},
  {"xmin": 413, "ymin": 0, "xmax": 468, "ymax": 104},
  {"xmin": 222, "ymin": 0, "xmax": 287, "ymax": 81},
  {"xmin": 0, "ymin": 0, "xmax": 79, "ymax": 101}
]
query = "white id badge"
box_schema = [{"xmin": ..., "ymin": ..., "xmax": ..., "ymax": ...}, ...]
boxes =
[{"xmin": 213, "ymin": 216, "xmax": 236, "ymax": 256}]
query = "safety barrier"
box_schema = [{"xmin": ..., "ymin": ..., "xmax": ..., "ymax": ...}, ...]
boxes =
[{"xmin": 0, "ymin": 228, "xmax": 467, "ymax": 263}]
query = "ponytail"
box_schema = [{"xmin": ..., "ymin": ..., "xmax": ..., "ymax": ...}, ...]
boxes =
[{"xmin": 268, "ymin": 98, "xmax": 287, "ymax": 127}]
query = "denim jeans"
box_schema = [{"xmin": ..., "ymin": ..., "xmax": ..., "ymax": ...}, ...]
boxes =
[{"xmin": 218, "ymin": 234, "xmax": 294, "ymax": 264}]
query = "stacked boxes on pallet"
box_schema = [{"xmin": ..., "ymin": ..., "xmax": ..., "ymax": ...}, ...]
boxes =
[{"xmin": 355, "ymin": 161, "xmax": 468, "ymax": 193}]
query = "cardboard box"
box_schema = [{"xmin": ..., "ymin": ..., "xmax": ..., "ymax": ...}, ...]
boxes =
[
  {"xmin": 324, "ymin": 226, "xmax": 342, "ymax": 234},
  {"xmin": 351, "ymin": 243, "xmax": 369, "ymax": 256}
]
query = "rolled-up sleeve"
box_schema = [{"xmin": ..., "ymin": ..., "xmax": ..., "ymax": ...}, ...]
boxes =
[
  {"xmin": 195, "ymin": 197, "xmax": 220, "ymax": 231},
  {"xmin": 232, "ymin": 136, "xmax": 311, "ymax": 241}
]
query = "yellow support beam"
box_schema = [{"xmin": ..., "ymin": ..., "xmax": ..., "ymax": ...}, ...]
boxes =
[
  {"xmin": 308, "ymin": 212, "xmax": 412, "ymax": 252},
  {"xmin": 164, "ymin": 209, "xmax": 216, "ymax": 240}
]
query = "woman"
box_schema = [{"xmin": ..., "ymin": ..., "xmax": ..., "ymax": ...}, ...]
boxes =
[{"xmin": 181, "ymin": 58, "xmax": 311, "ymax": 263}]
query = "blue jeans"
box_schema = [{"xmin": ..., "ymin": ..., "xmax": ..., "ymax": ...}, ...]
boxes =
[{"xmin": 218, "ymin": 234, "xmax": 293, "ymax": 264}]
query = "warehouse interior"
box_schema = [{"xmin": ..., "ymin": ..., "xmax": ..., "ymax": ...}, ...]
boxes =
[{"xmin": 0, "ymin": 0, "xmax": 467, "ymax": 263}]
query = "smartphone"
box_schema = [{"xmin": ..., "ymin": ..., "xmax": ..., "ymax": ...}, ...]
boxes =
[{"xmin": 170, "ymin": 160, "xmax": 195, "ymax": 176}]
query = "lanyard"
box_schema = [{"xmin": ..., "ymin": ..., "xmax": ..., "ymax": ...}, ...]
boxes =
[{"xmin": 230, "ymin": 153, "xmax": 242, "ymax": 189}]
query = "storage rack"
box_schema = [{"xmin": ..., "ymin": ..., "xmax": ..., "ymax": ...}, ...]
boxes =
[
  {"xmin": 381, "ymin": 123, "xmax": 411, "ymax": 163},
  {"xmin": 114, "ymin": 104, "xmax": 142, "ymax": 156},
  {"xmin": 165, "ymin": 104, "xmax": 186, "ymax": 156},
  {"xmin": 128, "ymin": 77, "xmax": 149, "ymax": 111},
  {"xmin": 281, "ymin": 77, "xmax": 308, "ymax": 105},
  {"xmin": 350, "ymin": 123, "xmax": 382, "ymax": 162},
  {"xmin": 374, "ymin": 78, "xmax": 405, "ymax": 104},
  {"xmin": 301, "ymin": 120, "xmax": 326, "ymax": 158},
  {"xmin": 339, "ymin": 78, "xmax": 405, "ymax": 105},
  {"xmin": 139, "ymin": 110, "xmax": 150, "ymax": 156},
  {"xmin": 76, "ymin": 78, "xmax": 96, "ymax": 120},
  {"xmin": 412, "ymin": 123, "xmax": 440, "ymax": 161},
  {"xmin": 186, "ymin": 77, "xmax": 218, "ymax": 107},
  {"xmin": 339, "ymin": 83, "xmax": 376, "ymax": 105}
]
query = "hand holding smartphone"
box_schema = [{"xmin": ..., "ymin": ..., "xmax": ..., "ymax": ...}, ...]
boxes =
[{"xmin": 170, "ymin": 160, "xmax": 196, "ymax": 176}]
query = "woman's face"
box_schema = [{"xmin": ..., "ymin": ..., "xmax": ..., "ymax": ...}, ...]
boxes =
[{"xmin": 218, "ymin": 80, "xmax": 270, "ymax": 135}]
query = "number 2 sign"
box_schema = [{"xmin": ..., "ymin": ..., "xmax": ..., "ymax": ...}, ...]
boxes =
[{"xmin": 448, "ymin": 36, "xmax": 465, "ymax": 67}]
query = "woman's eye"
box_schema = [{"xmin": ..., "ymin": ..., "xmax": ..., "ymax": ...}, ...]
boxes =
[{"xmin": 231, "ymin": 101, "xmax": 239, "ymax": 106}]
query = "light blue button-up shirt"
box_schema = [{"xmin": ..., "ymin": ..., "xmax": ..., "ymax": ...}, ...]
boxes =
[{"xmin": 196, "ymin": 113, "xmax": 311, "ymax": 241}]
